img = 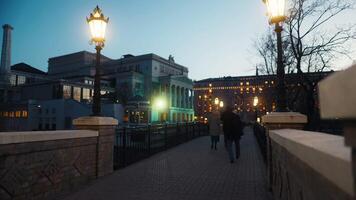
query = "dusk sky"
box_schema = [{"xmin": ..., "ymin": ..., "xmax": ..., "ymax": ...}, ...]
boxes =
[{"xmin": 1, "ymin": 0, "xmax": 355, "ymax": 80}]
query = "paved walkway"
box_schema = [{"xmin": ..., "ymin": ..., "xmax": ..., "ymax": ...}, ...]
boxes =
[{"xmin": 63, "ymin": 127, "xmax": 272, "ymax": 200}]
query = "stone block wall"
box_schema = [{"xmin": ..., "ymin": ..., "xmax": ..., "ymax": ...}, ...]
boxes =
[
  {"xmin": 269, "ymin": 129, "xmax": 353, "ymax": 200},
  {"xmin": 0, "ymin": 131, "xmax": 99, "ymax": 200}
]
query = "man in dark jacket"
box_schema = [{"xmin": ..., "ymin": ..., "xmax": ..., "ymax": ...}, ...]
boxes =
[{"xmin": 221, "ymin": 105, "xmax": 244, "ymax": 163}]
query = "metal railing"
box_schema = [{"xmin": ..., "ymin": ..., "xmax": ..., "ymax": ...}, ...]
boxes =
[
  {"xmin": 114, "ymin": 122, "xmax": 209, "ymax": 169},
  {"xmin": 253, "ymin": 122, "xmax": 267, "ymax": 164}
]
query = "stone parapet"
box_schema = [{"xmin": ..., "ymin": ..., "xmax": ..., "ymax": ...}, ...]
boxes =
[
  {"xmin": 270, "ymin": 129, "xmax": 353, "ymax": 199},
  {"xmin": 0, "ymin": 130, "xmax": 98, "ymax": 200}
]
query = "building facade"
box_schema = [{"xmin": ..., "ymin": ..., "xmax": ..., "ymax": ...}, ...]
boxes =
[
  {"xmin": 193, "ymin": 72, "xmax": 332, "ymax": 122},
  {"xmin": 0, "ymin": 41, "xmax": 194, "ymax": 131}
]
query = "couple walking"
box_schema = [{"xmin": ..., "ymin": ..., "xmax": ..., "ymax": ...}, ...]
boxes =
[{"xmin": 208, "ymin": 105, "xmax": 244, "ymax": 163}]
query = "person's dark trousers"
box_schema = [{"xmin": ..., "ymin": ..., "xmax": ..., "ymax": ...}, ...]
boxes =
[
  {"xmin": 226, "ymin": 137, "xmax": 240, "ymax": 162},
  {"xmin": 210, "ymin": 136, "xmax": 219, "ymax": 150}
]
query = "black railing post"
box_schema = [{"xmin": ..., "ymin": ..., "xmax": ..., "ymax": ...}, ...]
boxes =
[
  {"xmin": 176, "ymin": 122, "xmax": 180, "ymax": 144},
  {"xmin": 147, "ymin": 125, "xmax": 151, "ymax": 155},
  {"xmin": 122, "ymin": 127, "xmax": 127, "ymax": 167},
  {"xmin": 192, "ymin": 122, "xmax": 195, "ymax": 138},
  {"xmin": 185, "ymin": 122, "xmax": 188, "ymax": 141},
  {"xmin": 198, "ymin": 122, "xmax": 201, "ymax": 136},
  {"xmin": 164, "ymin": 123, "xmax": 168, "ymax": 149}
]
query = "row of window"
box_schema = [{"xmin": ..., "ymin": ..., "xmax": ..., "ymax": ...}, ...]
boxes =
[
  {"xmin": 0, "ymin": 110, "xmax": 28, "ymax": 118},
  {"xmin": 10, "ymin": 75, "xmax": 26, "ymax": 86},
  {"xmin": 63, "ymin": 85, "xmax": 109, "ymax": 102}
]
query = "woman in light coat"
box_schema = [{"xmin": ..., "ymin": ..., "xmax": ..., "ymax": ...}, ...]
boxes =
[{"xmin": 207, "ymin": 110, "xmax": 222, "ymax": 150}]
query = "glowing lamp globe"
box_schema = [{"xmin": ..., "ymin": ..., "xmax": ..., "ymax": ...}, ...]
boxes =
[
  {"xmin": 263, "ymin": 0, "xmax": 286, "ymax": 24},
  {"xmin": 219, "ymin": 101, "xmax": 224, "ymax": 108},
  {"xmin": 87, "ymin": 6, "xmax": 109, "ymax": 45},
  {"xmin": 214, "ymin": 98, "xmax": 219, "ymax": 105},
  {"xmin": 253, "ymin": 96, "xmax": 259, "ymax": 107}
]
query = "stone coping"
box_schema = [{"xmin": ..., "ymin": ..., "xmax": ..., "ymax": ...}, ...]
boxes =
[
  {"xmin": 73, "ymin": 116, "xmax": 118, "ymax": 126},
  {"xmin": 319, "ymin": 64, "xmax": 356, "ymax": 119},
  {"xmin": 270, "ymin": 129, "xmax": 353, "ymax": 196},
  {"xmin": 0, "ymin": 130, "xmax": 98, "ymax": 145},
  {"xmin": 261, "ymin": 112, "xmax": 307, "ymax": 124}
]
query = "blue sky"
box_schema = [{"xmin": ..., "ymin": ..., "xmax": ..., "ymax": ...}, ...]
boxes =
[{"xmin": 0, "ymin": 0, "xmax": 355, "ymax": 80}]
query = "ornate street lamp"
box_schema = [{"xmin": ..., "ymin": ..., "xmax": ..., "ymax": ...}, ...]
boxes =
[
  {"xmin": 87, "ymin": 6, "xmax": 109, "ymax": 116},
  {"xmin": 263, "ymin": 0, "xmax": 287, "ymax": 111}
]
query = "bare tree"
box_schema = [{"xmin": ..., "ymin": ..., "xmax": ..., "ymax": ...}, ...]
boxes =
[{"xmin": 254, "ymin": 0, "xmax": 356, "ymax": 128}]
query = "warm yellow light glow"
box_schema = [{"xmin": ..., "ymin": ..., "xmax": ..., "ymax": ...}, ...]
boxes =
[
  {"xmin": 219, "ymin": 101, "xmax": 224, "ymax": 108},
  {"xmin": 87, "ymin": 6, "xmax": 109, "ymax": 44},
  {"xmin": 153, "ymin": 97, "xmax": 167, "ymax": 110},
  {"xmin": 253, "ymin": 96, "xmax": 259, "ymax": 107},
  {"xmin": 263, "ymin": 0, "xmax": 286, "ymax": 24},
  {"xmin": 214, "ymin": 98, "xmax": 219, "ymax": 105}
]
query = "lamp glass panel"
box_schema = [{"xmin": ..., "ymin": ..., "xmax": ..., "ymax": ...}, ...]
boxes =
[
  {"xmin": 266, "ymin": 0, "xmax": 285, "ymax": 21},
  {"xmin": 89, "ymin": 19, "xmax": 107, "ymax": 42}
]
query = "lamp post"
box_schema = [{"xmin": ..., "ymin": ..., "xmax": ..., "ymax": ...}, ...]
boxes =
[
  {"xmin": 253, "ymin": 96, "xmax": 259, "ymax": 121},
  {"xmin": 263, "ymin": 0, "xmax": 287, "ymax": 112},
  {"xmin": 87, "ymin": 6, "xmax": 109, "ymax": 116}
]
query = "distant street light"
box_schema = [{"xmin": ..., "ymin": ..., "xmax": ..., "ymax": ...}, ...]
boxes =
[
  {"xmin": 263, "ymin": 0, "xmax": 287, "ymax": 112},
  {"xmin": 214, "ymin": 97, "xmax": 219, "ymax": 105},
  {"xmin": 153, "ymin": 96, "xmax": 167, "ymax": 111},
  {"xmin": 87, "ymin": 5, "xmax": 109, "ymax": 116},
  {"xmin": 253, "ymin": 96, "xmax": 259, "ymax": 121},
  {"xmin": 219, "ymin": 101, "xmax": 224, "ymax": 108}
]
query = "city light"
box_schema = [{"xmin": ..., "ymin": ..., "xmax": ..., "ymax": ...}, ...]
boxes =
[
  {"xmin": 219, "ymin": 101, "xmax": 224, "ymax": 108},
  {"xmin": 263, "ymin": 0, "xmax": 286, "ymax": 24},
  {"xmin": 253, "ymin": 96, "xmax": 259, "ymax": 107},
  {"xmin": 87, "ymin": 6, "xmax": 109, "ymax": 44},
  {"xmin": 214, "ymin": 97, "xmax": 219, "ymax": 105},
  {"xmin": 153, "ymin": 96, "xmax": 167, "ymax": 111}
]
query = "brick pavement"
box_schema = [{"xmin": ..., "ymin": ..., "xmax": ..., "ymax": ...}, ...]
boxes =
[{"xmin": 62, "ymin": 127, "xmax": 272, "ymax": 200}]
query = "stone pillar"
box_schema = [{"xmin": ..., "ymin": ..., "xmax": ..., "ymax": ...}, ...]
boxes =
[
  {"xmin": 73, "ymin": 116, "xmax": 118, "ymax": 177},
  {"xmin": 261, "ymin": 112, "xmax": 307, "ymax": 191},
  {"xmin": 0, "ymin": 24, "xmax": 13, "ymax": 86},
  {"xmin": 318, "ymin": 64, "xmax": 356, "ymax": 197}
]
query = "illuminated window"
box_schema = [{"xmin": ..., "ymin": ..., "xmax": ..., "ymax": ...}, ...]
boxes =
[
  {"xmin": 100, "ymin": 90, "xmax": 107, "ymax": 95},
  {"xmin": 73, "ymin": 87, "xmax": 81, "ymax": 101},
  {"xmin": 22, "ymin": 110, "xmax": 28, "ymax": 118},
  {"xmin": 17, "ymin": 76, "xmax": 26, "ymax": 85},
  {"xmin": 271, "ymin": 81, "xmax": 274, "ymax": 84},
  {"xmin": 209, "ymin": 83, "xmax": 212, "ymax": 87},
  {"xmin": 265, "ymin": 81, "xmax": 268, "ymax": 84},
  {"xmin": 4, "ymin": 112, "xmax": 8, "ymax": 117},
  {"xmin": 63, "ymin": 85, "xmax": 72, "ymax": 99},
  {"xmin": 9, "ymin": 111, "xmax": 14, "ymax": 118},
  {"xmin": 15, "ymin": 111, "xmax": 21, "ymax": 118},
  {"xmin": 83, "ymin": 88, "xmax": 90, "ymax": 100},
  {"xmin": 246, "ymin": 82, "xmax": 250, "ymax": 85},
  {"xmin": 240, "ymin": 82, "xmax": 243, "ymax": 86}
]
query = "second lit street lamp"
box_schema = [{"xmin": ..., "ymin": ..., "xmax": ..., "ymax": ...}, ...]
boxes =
[
  {"xmin": 87, "ymin": 6, "xmax": 109, "ymax": 116},
  {"xmin": 263, "ymin": 0, "xmax": 287, "ymax": 112}
]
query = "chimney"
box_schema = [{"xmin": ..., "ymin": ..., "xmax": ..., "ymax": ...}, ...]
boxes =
[{"xmin": 0, "ymin": 24, "xmax": 13, "ymax": 85}]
